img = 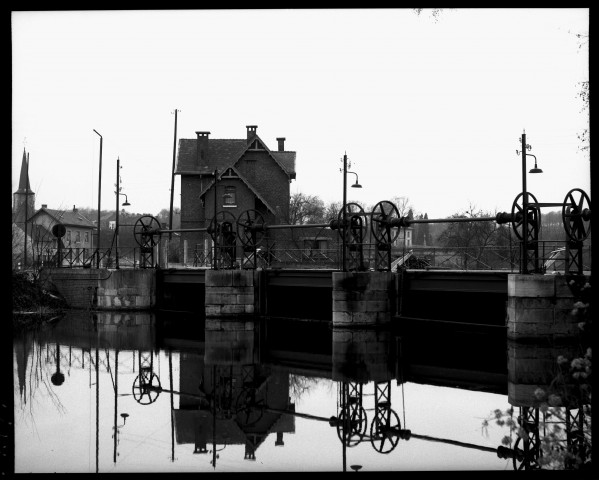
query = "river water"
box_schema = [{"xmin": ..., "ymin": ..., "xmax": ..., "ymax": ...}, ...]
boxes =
[{"xmin": 12, "ymin": 309, "xmax": 579, "ymax": 473}]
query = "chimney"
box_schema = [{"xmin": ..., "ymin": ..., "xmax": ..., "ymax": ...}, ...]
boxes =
[
  {"xmin": 276, "ymin": 137, "xmax": 285, "ymax": 152},
  {"xmin": 42, "ymin": 204, "xmax": 47, "ymax": 209},
  {"xmin": 246, "ymin": 125, "xmax": 258, "ymax": 143},
  {"xmin": 195, "ymin": 131, "xmax": 210, "ymax": 165},
  {"xmin": 73, "ymin": 205, "xmax": 77, "ymax": 212}
]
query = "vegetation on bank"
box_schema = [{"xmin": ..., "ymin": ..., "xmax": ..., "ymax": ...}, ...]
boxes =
[{"xmin": 12, "ymin": 270, "xmax": 68, "ymax": 329}]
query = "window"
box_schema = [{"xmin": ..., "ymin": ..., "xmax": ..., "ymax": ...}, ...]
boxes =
[
  {"xmin": 223, "ymin": 186, "xmax": 236, "ymax": 206},
  {"xmin": 84, "ymin": 232, "xmax": 89, "ymax": 244},
  {"xmin": 75, "ymin": 231, "xmax": 81, "ymax": 243},
  {"xmin": 66, "ymin": 230, "xmax": 71, "ymax": 244}
]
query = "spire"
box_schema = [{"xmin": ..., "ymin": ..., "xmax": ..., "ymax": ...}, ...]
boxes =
[{"xmin": 15, "ymin": 148, "xmax": 32, "ymax": 194}]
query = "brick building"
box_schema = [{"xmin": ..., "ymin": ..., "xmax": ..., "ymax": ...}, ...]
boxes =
[{"xmin": 175, "ymin": 125, "xmax": 296, "ymax": 263}]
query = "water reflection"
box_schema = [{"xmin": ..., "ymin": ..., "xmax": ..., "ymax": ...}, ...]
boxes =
[{"xmin": 14, "ymin": 310, "xmax": 564, "ymax": 472}]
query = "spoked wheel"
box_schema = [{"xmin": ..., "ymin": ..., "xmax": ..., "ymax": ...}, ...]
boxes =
[
  {"xmin": 133, "ymin": 215, "xmax": 162, "ymax": 248},
  {"xmin": 337, "ymin": 203, "xmax": 366, "ymax": 239},
  {"xmin": 132, "ymin": 371, "xmax": 161, "ymax": 405},
  {"xmin": 236, "ymin": 209, "xmax": 266, "ymax": 248},
  {"xmin": 512, "ymin": 436, "xmax": 542, "ymax": 470},
  {"xmin": 336, "ymin": 405, "xmax": 368, "ymax": 447},
  {"xmin": 371, "ymin": 200, "xmax": 401, "ymax": 245},
  {"xmin": 208, "ymin": 211, "xmax": 237, "ymax": 242},
  {"xmin": 235, "ymin": 389, "xmax": 265, "ymax": 428},
  {"xmin": 511, "ymin": 192, "xmax": 540, "ymax": 241},
  {"xmin": 562, "ymin": 188, "xmax": 591, "ymax": 241},
  {"xmin": 370, "ymin": 409, "xmax": 401, "ymax": 454}
]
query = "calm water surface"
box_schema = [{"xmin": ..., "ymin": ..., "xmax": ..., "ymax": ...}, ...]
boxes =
[{"xmin": 13, "ymin": 309, "xmax": 563, "ymax": 473}]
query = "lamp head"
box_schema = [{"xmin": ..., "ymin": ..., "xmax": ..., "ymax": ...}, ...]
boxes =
[
  {"xmin": 351, "ymin": 181, "xmax": 362, "ymax": 188},
  {"xmin": 122, "ymin": 201, "xmax": 131, "ymax": 206},
  {"xmin": 529, "ymin": 167, "xmax": 543, "ymax": 174}
]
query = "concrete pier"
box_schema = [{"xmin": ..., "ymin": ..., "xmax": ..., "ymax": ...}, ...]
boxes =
[
  {"xmin": 506, "ymin": 274, "xmax": 588, "ymax": 341},
  {"xmin": 332, "ymin": 271, "xmax": 394, "ymax": 328},
  {"xmin": 204, "ymin": 269, "xmax": 261, "ymax": 318}
]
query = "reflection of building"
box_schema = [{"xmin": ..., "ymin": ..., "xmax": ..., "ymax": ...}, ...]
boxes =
[{"xmin": 173, "ymin": 323, "xmax": 295, "ymax": 465}]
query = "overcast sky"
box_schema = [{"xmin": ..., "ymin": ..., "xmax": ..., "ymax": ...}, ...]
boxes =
[{"xmin": 11, "ymin": 8, "xmax": 590, "ymax": 220}]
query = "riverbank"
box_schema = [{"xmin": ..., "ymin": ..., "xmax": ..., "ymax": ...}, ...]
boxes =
[{"xmin": 12, "ymin": 270, "xmax": 69, "ymax": 329}]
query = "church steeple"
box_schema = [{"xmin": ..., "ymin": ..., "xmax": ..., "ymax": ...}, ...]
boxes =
[
  {"xmin": 13, "ymin": 149, "xmax": 35, "ymax": 224},
  {"xmin": 15, "ymin": 148, "xmax": 32, "ymax": 194}
]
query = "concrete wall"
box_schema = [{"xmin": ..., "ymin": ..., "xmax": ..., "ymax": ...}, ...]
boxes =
[
  {"xmin": 506, "ymin": 274, "xmax": 587, "ymax": 341},
  {"xmin": 332, "ymin": 271, "xmax": 394, "ymax": 327},
  {"xmin": 204, "ymin": 269, "xmax": 258, "ymax": 317},
  {"xmin": 39, "ymin": 268, "xmax": 156, "ymax": 310}
]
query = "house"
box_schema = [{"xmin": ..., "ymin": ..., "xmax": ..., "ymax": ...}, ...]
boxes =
[{"xmin": 175, "ymin": 125, "xmax": 296, "ymax": 261}]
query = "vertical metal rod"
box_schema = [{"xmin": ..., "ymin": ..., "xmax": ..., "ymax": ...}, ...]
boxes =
[
  {"xmin": 342, "ymin": 153, "xmax": 347, "ymax": 272},
  {"xmin": 213, "ymin": 169, "xmax": 218, "ymax": 270},
  {"xmin": 113, "ymin": 350, "xmax": 118, "ymax": 463},
  {"xmin": 93, "ymin": 130, "xmax": 103, "ymax": 268},
  {"xmin": 116, "ymin": 157, "xmax": 120, "ymax": 270},
  {"xmin": 95, "ymin": 343, "xmax": 99, "ymax": 473},
  {"xmin": 169, "ymin": 349, "xmax": 175, "ymax": 462},
  {"xmin": 521, "ymin": 133, "xmax": 528, "ymax": 274},
  {"xmin": 169, "ymin": 110, "xmax": 178, "ymax": 240}
]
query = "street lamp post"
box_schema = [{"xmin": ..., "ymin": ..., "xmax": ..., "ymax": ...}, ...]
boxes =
[
  {"xmin": 93, "ymin": 129, "xmax": 103, "ymax": 268},
  {"xmin": 341, "ymin": 153, "xmax": 362, "ymax": 271},
  {"xmin": 115, "ymin": 158, "xmax": 131, "ymax": 270},
  {"xmin": 520, "ymin": 132, "xmax": 543, "ymax": 274}
]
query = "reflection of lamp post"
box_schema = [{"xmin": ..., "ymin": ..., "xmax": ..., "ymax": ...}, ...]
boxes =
[
  {"xmin": 115, "ymin": 158, "xmax": 131, "ymax": 270},
  {"xmin": 93, "ymin": 129, "xmax": 103, "ymax": 268},
  {"xmin": 342, "ymin": 153, "xmax": 363, "ymax": 272},
  {"xmin": 51, "ymin": 344, "xmax": 65, "ymax": 386},
  {"xmin": 519, "ymin": 132, "xmax": 543, "ymax": 274}
]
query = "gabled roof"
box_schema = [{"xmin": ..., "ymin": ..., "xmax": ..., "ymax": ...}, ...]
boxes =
[
  {"xmin": 197, "ymin": 165, "xmax": 278, "ymax": 215},
  {"xmin": 29, "ymin": 207, "xmax": 96, "ymax": 229},
  {"xmin": 175, "ymin": 135, "xmax": 296, "ymax": 179},
  {"xmin": 176, "ymin": 138, "xmax": 247, "ymax": 175}
]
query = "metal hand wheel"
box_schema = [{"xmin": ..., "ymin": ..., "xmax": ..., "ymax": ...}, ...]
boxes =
[
  {"xmin": 562, "ymin": 188, "xmax": 591, "ymax": 241},
  {"xmin": 133, "ymin": 215, "xmax": 162, "ymax": 248},
  {"xmin": 371, "ymin": 200, "xmax": 401, "ymax": 245},
  {"xmin": 236, "ymin": 209, "xmax": 266, "ymax": 248},
  {"xmin": 511, "ymin": 192, "xmax": 540, "ymax": 241}
]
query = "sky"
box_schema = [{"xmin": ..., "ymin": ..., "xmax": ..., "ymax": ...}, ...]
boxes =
[{"xmin": 11, "ymin": 8, "xmax": 590, "ymax": 220}]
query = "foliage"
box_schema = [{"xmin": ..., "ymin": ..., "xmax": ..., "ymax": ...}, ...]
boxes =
[
  {"xmin": 483, "ymin": 280, "xmax": 592, "ymax": 470},
  {"xmin": 12, "ymin": 271, "xmax": 68, "ymax": 328}
]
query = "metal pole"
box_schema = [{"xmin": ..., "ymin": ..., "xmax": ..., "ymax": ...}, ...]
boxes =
[
  {"xmin": 342, "ymin": 153, "xmax": 347, "ymax": 272},
  {"xmin": 116, "ymin": 157, "xmax": 120, "ymax": 270},
  {"xmin": 93, "ymin": 130, "xmax": 103, "ymax": 268},
  {"xmin": 169, "ymin": 110, "xmax": 178, "ymax": 240},
  {"xmin": 213, "ymin": 168, "xmax": 218, "ymax": 270},
  {"xmin": 113, "ymin": 350, "xmax": 118, "ymax": 463},
  {"xmin": 521, "ymin": 133, "xmax": 528, "ymax": 274}
]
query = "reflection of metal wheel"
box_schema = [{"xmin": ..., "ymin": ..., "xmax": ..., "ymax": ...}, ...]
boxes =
[
  {"xmin": 562, "ymin": 188, "xmax": 591, "ymax": 241},
  {"xmin": 236, "ymin": 209, "xmax": 266, "ymax": 248},
  {"xmin": 511, "ymin": 192, "xmax": 540, "ymax": 241},
  {"xmin": 132, "ymin": 372, "xmax": 161, "ymax": 405},
  {"xmin": 369, "ymin": 409, "xmax": 401, "ymax": 454},
  {"xmin": 235, "ymin": 389, "xmax": 264, "ymax": 427},
  {"xmin": 512, "ymin": 436, "xmax": 541, "ymax": 470},
  {"xmin": 134, "ymin": 216, "xmax": 162, "ymax": 247},
  {"xmin": 336, "ymin": 406, "xmax": 367, "ymax": 447},
  {"xmin": 371, "ymin": 201, "xmax": 400, "ymax": 244}
]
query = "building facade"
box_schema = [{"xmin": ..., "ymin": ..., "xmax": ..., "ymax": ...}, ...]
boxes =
[{"xmin": 175, "ymin": 125, "xmax": 296, "ymax": 263}]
